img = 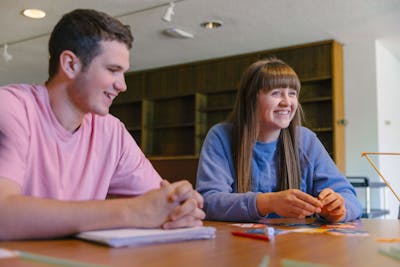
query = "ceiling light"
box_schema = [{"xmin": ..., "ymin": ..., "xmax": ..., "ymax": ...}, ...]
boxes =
[
  {"xmin": 163, "ymin": 27, "xmax": 194, "ymax": 39},
  {"xmin": 22, "ymin": 8, "xmax": 46, "ymax": 19},
  {"xmin": 201, "ymin": 21, "xmax": 222, "ymax": 29},
  {"xmin": 162, "ymin": 2, "xmax": 175, "ymax": 22}
]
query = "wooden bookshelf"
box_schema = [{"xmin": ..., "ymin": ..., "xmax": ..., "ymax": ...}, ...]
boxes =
[{"xmin": 110, "ymin": 40, "xmax": 346, "ymax": 180}]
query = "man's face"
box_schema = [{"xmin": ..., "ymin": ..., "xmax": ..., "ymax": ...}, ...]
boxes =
[{"xmin": 68, "ymin": 40, "xmax": 130, "ymax": 116}]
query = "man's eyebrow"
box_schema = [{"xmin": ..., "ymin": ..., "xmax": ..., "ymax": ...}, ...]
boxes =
[
  {"xmin": 107, "ymin": 64, "xmax": 124, "ymax": 69},
  {"xmin": 107, "ymin": 64, "xmax": 129, "ymax": 72}
]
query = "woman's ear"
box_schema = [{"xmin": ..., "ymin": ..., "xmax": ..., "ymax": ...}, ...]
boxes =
[{"xmin": 59, "ymin": 50, "xmax": 82, "ymax": 79}]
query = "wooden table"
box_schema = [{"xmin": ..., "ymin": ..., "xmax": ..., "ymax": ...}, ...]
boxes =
[{"xmin": 0, "ymin": 219, "xmax": 398, "ymax": 267}]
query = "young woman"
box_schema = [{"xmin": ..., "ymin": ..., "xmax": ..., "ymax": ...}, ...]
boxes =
[{"xmin": 196, "ymin": 58, "xmax": 362, "ymax": 223}]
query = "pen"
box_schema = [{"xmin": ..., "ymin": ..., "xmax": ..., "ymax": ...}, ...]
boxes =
[
  {"xmin": 258, "ymin": 255, "xmax": 270, "ymax": 267},
  {"xmin": 281, "ymin": 258, "xmax": 333, "ymax": 267},
  {"xmin": 378, "ymin": 247, "xmax": 400, "ymax": 261},
  {"xmin": 231, "ymin": 230, "xmax": 270, "ymax": 241},
  {"xmin": 16, "ymin": 250, "xmax": 110, "ymax": 267}
]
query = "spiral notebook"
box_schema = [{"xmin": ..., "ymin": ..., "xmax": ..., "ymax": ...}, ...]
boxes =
[{"xmin": 77, "ymin": 226, "xmax": 216, "ymax": 248}]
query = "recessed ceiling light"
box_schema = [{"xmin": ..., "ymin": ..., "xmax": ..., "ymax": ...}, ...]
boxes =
[
  {"xmin": 22, "ymin": 9, "xmax": 46, "ymax": 19},
  {"xmin": 201, "ymin": 21, "xmax": 222, "ymax": 29}
]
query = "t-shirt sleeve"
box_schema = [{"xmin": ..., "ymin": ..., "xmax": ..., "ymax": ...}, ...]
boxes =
[
  {"xmin": 107, "ymin": 123, "xmax": 162, "ymax": 196},
  {"xmin": 0, "ymin": 87, "xmax": 30, "ymax": 185}
]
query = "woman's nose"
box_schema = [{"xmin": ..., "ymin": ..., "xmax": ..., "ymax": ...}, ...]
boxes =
[{"xmin": 279, "ymin": 94, "xmax": 290, "ymax": 105}]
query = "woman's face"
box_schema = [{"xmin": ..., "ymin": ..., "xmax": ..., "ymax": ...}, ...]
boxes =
[{"xmin": 256, "ymin": 87, "xmax": 298, "ymax": 142}]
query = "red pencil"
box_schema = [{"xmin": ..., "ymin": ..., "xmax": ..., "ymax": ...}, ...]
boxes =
[{"xmin": 231, "ymin": 231, "xmax": 270, "ymax": 241}]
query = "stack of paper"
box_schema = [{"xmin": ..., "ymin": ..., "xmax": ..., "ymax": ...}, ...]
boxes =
[{"xmin": 77, "ymin": 226, "xmax": 216, "ymax": 248}]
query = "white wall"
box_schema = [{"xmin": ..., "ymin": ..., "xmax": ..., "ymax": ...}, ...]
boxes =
[
  {"xmin": 344, "ymin": 40, "xmax": 400, "ymax": 218},
  {"xmin": 376, "ymin": 42, "xmax": 400, "ymax": 219},
  {"xmin": 344, "ymin": 40, "xmax": 379, "ymax": 177}
]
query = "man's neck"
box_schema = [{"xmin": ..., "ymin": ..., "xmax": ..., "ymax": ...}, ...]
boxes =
[{"xmin": 46, "ymin": 78, "xmax": 84, "ymax": 133}]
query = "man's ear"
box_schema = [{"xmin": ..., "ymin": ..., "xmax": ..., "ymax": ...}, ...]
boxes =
[{"xmin": 59, "ymin": 50, "xmax": 82, "ymax": 79}]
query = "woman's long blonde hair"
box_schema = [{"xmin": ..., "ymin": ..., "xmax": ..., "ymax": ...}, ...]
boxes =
[{"xmin": 228, "ymin": 58, "xmax": 303, "ymax": 193}]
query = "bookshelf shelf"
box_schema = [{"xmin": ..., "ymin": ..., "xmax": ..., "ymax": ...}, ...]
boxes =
[{"xmin": 301, "ymin": 96, "xmax": 332, "ymax": 103}]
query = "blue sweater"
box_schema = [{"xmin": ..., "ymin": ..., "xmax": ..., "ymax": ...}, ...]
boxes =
[{"xmin": 196, "ymin": 123, "xmax": 362, "ymax": 222}]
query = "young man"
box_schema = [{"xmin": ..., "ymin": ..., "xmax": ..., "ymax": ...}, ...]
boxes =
[{"xmin": 0, "ymin": 9, "xmax": 205, "ymax": 241}]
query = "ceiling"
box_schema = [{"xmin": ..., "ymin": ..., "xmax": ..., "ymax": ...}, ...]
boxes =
[{"xmin": 0, "ymin": 0, "xmax": 400, "ymax": 85}]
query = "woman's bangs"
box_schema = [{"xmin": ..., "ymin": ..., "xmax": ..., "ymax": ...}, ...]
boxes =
[{"xmin": 261, "ymin": 65, "xmax": 300, "ymax": 92}]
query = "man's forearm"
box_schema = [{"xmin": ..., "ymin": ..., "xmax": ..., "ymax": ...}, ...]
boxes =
[{"xmin": 0, "ymin": 196, "xmax": 137, "ymax": 240}]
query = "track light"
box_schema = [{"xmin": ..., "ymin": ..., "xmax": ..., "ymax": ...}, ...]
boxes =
[
  {"xmin": 162, "ymin": 2, "xmax": 175, "ymax": 22},
  {"xmin": 2, "ymin": 44, "xmax": 12, "ymax": 62},
  {"xmin": 163, "ymin": 27, "xmax": 194, "ymax": 39}
]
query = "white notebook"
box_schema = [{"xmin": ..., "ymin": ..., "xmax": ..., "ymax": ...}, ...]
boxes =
[{"xmin": 77, "ymin": 226, "xmax": 216, "ymax": 248}]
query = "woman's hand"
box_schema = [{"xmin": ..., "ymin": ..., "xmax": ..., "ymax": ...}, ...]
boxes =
[
  {"xmin": 317, "ymin": 188, "xmax": 346, "ymax": 222},
  {"xmin": 256, "ymin": 189, "xmax": 322, "ymax": 218}
]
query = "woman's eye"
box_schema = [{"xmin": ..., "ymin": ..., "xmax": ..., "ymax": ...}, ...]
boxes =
[{"xmin": 271, "ymin": 91, "xmax": 280, "ymax": 96}]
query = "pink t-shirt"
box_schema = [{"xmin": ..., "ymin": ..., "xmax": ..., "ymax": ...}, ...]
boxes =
[{"xmin": 0, "ymin": 84, "xmax": 162, "ymax": 200}]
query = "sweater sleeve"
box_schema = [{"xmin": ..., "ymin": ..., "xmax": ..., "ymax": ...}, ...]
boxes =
[
  {"xmin": 196, "ymin": 124, "xmax": 264, "ymax": 222},
  {"xmin": 301, "ymin": 128, "xmax": 363, "ymax": 222}
]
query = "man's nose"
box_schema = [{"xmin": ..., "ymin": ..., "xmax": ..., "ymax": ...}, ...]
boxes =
[{"xmin": 115, "ymin": 76, "xmax": 127, "ymax": 92}]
